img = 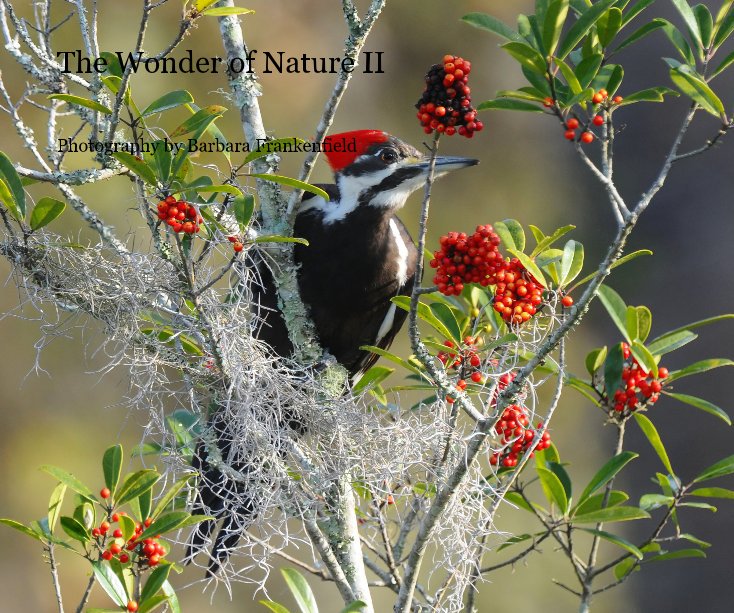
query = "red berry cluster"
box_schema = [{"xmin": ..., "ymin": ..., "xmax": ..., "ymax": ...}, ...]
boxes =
[
  {"xmin": 492, "ymin": 258, "xmax": 544, "ymax": 325},
  {"xmin": 562, "ymin": 90, "xmax": 624, "ymax": 143},
  {"xmin": 609, "ymin": 342, "xmax": 668, "ymax": 415},
  {"xmin": 430, "ymin": 225, "xmax": 504, "ymax": 295},
  {"xmin": 156, "ymin": 195, "xmax": 203, "ymax": 234},
  {"xmin": 92, "ymin": 509, "xmax": 166, "ymax": 568},
  {"xmin": 416, "ymin": 55, "xmax": 483, "ymax": 137},
  {"xmin": 490, "ymin": 404, "xmax": 551, "ymax": 468}
]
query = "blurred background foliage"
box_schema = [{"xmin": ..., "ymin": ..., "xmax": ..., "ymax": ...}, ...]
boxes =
[{"xmin": 0, "ymin": 0, "xmax": 732, "ymax": 611}]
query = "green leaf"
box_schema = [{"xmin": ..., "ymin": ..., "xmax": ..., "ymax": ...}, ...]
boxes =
[
  {"xmin": 140, "ymin": 326, "xmax": 204, "ymax": 356},
  {"xmin": 575, "ymin": 451, "xmax": 638, "ymax": 509},
  {"xmin": 92, "ymin": 560, "xmax": 128, "ymax": 607},
  {"xmin": 543, "ymin": 0, "xmax": 571, "ymax": 55},
  {"xmin": 141, "ymin": 563, "xmax": 172, "ymax": 603},
  {"xmin": 694, "ymin": 454, "xmax": 734, "ymax": 483},
  {"xmin": 548, "ymin": 461, "xmax": 573, "ymax": 501},
  {"xmin": 680, "ymin": 533, "xmax": 712, "ymax": 548},
  {"xmin": 571, "ymin": 505, "xmax": 649, "ymax": 523},
  {"xmin": 598, "ymin": 7, "xmax": 623, "ymax": 47},
  {"xmin": 48, "ymin": 94, "xmax": 112, "ymax": 114},
  {"xmin": 507, "ymin": 249, "xmax": 547, "ymax": 288},
  {"xmin": 118, "ymin": 514, "xmax": 137, "ymax": 541},
  {"xmin": 580, "ymin": 528, "xmax": 644, "ymax": 559},
  {"xmin": 60, "ymin": 515, "xmax": 90, "ymax": 543},
  {"xmin": 694, "ymin": 4, "xmax": 714, "ymax": 47},
  {"xmin": 558, "ymin": 0, "xmax": 618, "ymax": 59},
  {"xmin": 614, "ymin": 557, "xmax": 639, "ymax": 580},
  {"xmin": 73, "ymin": 501, "xmax": 95, "ymax": 530},
  {"xmin": 340, "ymin": 602, "xmax": 368, "ymax": 613},
  {"xmin": 559, "ymin": 240, "xmax": 584, "ymax": 286},
  {"xmin": 281, "ymin": 567, "xmax": 318, "ymax": 613},
  {"xmin": 477, "ymin": 99, "xmax": 545, "ymax": 112},
  {"xmin": 575, "ymin": 53, "xmax": 603, "ymax": 88},
  {"xmin": 634, "ymin": 413, "xmax": 674, "ymax": 474},
  {"xmin": 112, "ymin": 152, "xmax": 158, "ymax": 186},
  {"xmin": 639, "ymin": 493, "xmax": 674, "ymax": 511},
  {"xmin": 115, "ymin": 470, "xmax": 160, "ymax": 506},
  {"xmin": 537, "ymin": 466, "xmax": 569, "ymax": 514},
  {"xmin": 249, "ymin": 173, "xmax": 329, "ymax": 200},
  {"xmin": 603, "ymin": 342, "xmax": 625, "ymax": 398},
  {"xmin": 353, "ymin": 366, "xmax": 394, "ymax": 394},
  {"xmin": 621, "ymin": 0, "xmax": 657, "ymax": 26},
  {"xmin": 661, "ymin": 22, "xmax": 696, "ymax": 64},
  {"xmin": 689, "ymin": 487, "xmax": 734, "ymax": 499},
  {"xmin": 195, "ymin": 0, "xmax": 219, "ymax": 9},
  {"xmin": 646, "ymin": 329, "xmax": 697, "ymax": 356},
  {"xmin": 670, "ymin": 0, "xmax": 703, "ymax": 49},
  {"xmin": 713, "ymin": 9, "xmax": 734, "ymax": 47},
  {"xmin": 665, "ymin": 358, "xmax": 734, "ymax": 382},
  {"xmin": 496, "ymin": 88, "xmax": 547, "ymax": 102},
  {"xmin": 254, "ymin": 235, "xmax": 309, "ymax": 246},
  {"xmin": 664, "ymin": 392, "xmax": 731, "ymax": 425},
  {"xmin": 194, "ymin": 184, "xmax": 243, "ymax": 196},
  {"xmin": 462, "ymin": 12, "xmax": 521, "ymax": 41},
  {"xmin": 141, "ymin": 90, "xmax": 194, "ymax": 117},
  {"xmin": 575, "ymin": 490, "xmax": 629, "ymax": 516},
  {"xmin": 654, "ymin": 314, "xmax": 734, "ymax": 341},
  {"xmin": 137, "ymin": 511, "xmax": 190, "ymax": 541},
  {"xmin": 597, "ymin": 285, "xmax": 630, "ymax": 341},
  {"xmin": 530, "ymin": 224, "xmax": 575, "ymax": 258},
  {"xmin": 152, "ymin": 474, "xmax": 194, "ymax": 519},
  {"xmin": 232, "ymin": 194, "xmax": 255, "ymax": 233},
  {"xmin": 0, "ymin": 519, "xmax": 44, "ymax": 542},
  {"xmin": 593, "ymin": 63, "xmax": 624, "ymax": 95},
  {"xmin": 631, "ymin": 340, "xmax": 658, "ymax": 377},
  {"xmin": 585, "ymin": 346, "xmax": 607, "ymax": 375},
  {"xmin": 161, "ymin": 581, "xmax": 181, "ymax": 613},
  {"xmin": 170, "ymin": 105, "xmax": 225, "ymax": 138},
  {"xmin": 40, "ymin": 465, "xmax": 94, "ymax": 499},
  {"xmin": 711, "ymin": 49, "xmax": 734, "ymax": 79},
  {"xmin": 501, "ymin": 41, "xmax": 548, "ymax": 73},
  {"xmin": 201, "ymin": 6, "xmax": 254, "ymax": 16},
  {"xmin": 557, "ymin": 57, "xmax": 583, "ymax": 94},
  {"xmin": 391, "ymin": 296, "xmax": 455, "ymax": 343},
  {"xmin": 625, "ymin": 306, "xmax": 652, "ymax": 342},
  {"xmin": 572, "ymin": 249, "xmax": 652, "ymax": 289},
  {"xmin": 102, "ymin": 444, "xmax": 123, "ymax": 493},
  {"xmin": 0, "ymin": 178, "xmax": 21, "ymax": 221},
  {"xmin": 613, "ymin": 18, "xmax": 667, "ymax": 53},
  {"xmin": 360, "ymin": 344, "xmax": 424, "ymax": 377},
  {"xmin": 47, "ymin": 483, "xmax": 67, "ymax": 533},
  {"xmin": 647, "ymin": 548, "xmax": 706, "ymax": 562},
  {"xmin": 620, "ymin": 85, "xmax": 679, "ymax": 105},
  {"xmin": 679, "ymin": 501, "xmax": 717, "ymax": 511},
  {"xmin": 669, "ymin": 66, "xmax": 727, "ymax": 119},
  {"xmin": 243, "ymin": 137, "xmax": 307, "ymax": 165},
  {"xmin": 504, "ymin": 491, "xmax": 537, "ymax": 513},
  {"xmin": 260, "ymin": 602, "xmax": 291, "ymax": 613},
  {"xmin": 138, "ymin": 594, "xmax": 171, "ymax": 613},
  {"xmin": 0, "ymin": 152, "xmax": 25, "ymax": 220},
  {"xmin": 428, "ymin": 302, "xmax": 463, "ymax": 345}
]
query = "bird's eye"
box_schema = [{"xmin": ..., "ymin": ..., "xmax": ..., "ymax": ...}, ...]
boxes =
[{"xmin": 379, "ymin": 149, "xmax": 398, "ymax": 164}]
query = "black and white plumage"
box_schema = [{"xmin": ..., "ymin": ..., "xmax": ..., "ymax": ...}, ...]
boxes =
[{"xmin": 187, "ymin": 131, "xmax": 478, "ymax": 571}]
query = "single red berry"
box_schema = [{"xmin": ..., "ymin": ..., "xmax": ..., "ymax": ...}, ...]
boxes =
[
  {"xmin": 592, "ymin": 115, "xmax": 604, "ymax": 126},
  {"xmin": 119, "ymin": 554, "xmax": 130, "ymax": 564},
  {"xmin": 101, "ymin": 550, "xmax": 113, "ymax": 561},
  {"xmin": 111, "ymin": 513, "xmax": 120, "ymax": 522},
  {"xmin": 469, "ymin": 354, "xmax": 481, "ymax": 368},
  {"xmin": 543, "ymin": 97, "xmax": 554, "ymax": 107},
  {"xmin": 227, "ymin": 235, "xmax": 238, "ymax": 243},
  {"xmin": 233, "ymin": 242, "xmax": 244, "ymax": 253},
  {"xmin": 127, "ymin": 601, "xmax": 139, "ymax": 613},
  {"xmin": 144, "ymin": 518, "xmax": 153, "ymax": 528},
  {"xmin": 564, "ymin": 129, "xmax": 576, "ymax": 141},
  {"xmin": 599, "ymin": 88, "xmax": 608, "ymax": 98},
  {"xmin": 113, "ymin": 529, "xmax": 123, "ymax": 538},
  {"xmin": 100, "ymin": 487, "xmax": 111, "ymax": 499},
  {"xmin": 592, "ymin": 92, "xmax": 604, "ymax": 104},
  {"xmin": 99, "ymin": 521, "xmax": 110, "ymax": 533},
  {"xmin": 562, "ymin": 295, "xmax": 574, "ymax": 307},
  {"xmin": 386, "ymin": 494, "xmax": 395, "ymax": 505},
  {"xmin": 91, "ymin": 528, "xmax": 101, "ymax": 538},
  {"xmin": 566, "ymin": 118, "xmax": 579, "ymax": 129},
  {"xmin": 148, "ymin": 554, "xmax": 160, "ymax": 566},
  {"xmin": 581, "ymin": 131, "xmax": 594, "ymax": 144},
  {"xmin": 471, "ymin": 372, "xmax": 483, "ymax": 383},
  {"xmin": 110, "ymin": 543, "xmax": 122, "ymax": 555},
  {"xmin": 658, "ymin": 367, "xmax": 669, "ymax": 379},
  {"xmin": 613, "ymin": 95, "xmax": 623, "ymax": 104}
]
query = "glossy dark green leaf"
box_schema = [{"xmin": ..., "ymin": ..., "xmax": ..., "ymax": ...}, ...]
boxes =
[
  {"xmin": 152, "ymin": 474, "xmax": 194, "ymax": 519},
  {"xmin": 575, "ymin": 490, "xmax": 629, "ymax": 516},
  {"xmin": 112, "ymin": 152, "xmax": 157, "ymax": 185},
  {"xmin": 48, "ymin": 94, "xmax": 112, "ymax": 114},
  {"xmin": 559, "ymin": 239, "xmax": 584, "ymax": 286},
  {"xmin": 634, "ymin": 413, "xmax": 674, "ymax": 474},
  {"xmin": 360, "ymin": 343, "xmax": 424, "ymax": 377},
  {"xmin": 631, "ymin": 340, "xmax": 658, "ymax": 377},
  {"xmin": 477, "ymin": 99, "xmax": 545, "ymax": 112},
  {"xmin": 281, "ymin": 567, "xmax": 318, "ymax": 613},
  {"xmin": 713, "ymin": 9, "xmax": 734, "ymax": 47},
  {"xmin": 496, "ymin": 88, "xmax": 547, "ymax": 102},
  {"xmin": 504, "ymin": 491, "xmax": 538, "ymax": 513},
  {"xmin": 141, "ymin": 563, "xmax": 172, "ymax": 603},
  {"xmin": 581, "ymin": 528, "xmax": 644, "ymax": 559},
  {"xmin": 115, "ymin": 470, "xmax": 160, "ymax": 506},
  {"xmin": 598, "ymin": 7, "xmax": 623, "ymax": 46},
  {"xmin": 40, "ymin": 465, "xmax": 94, "ymax": 499},
  {"xmin": 619, "ymin": 85, "xmax": 679, "ymax": 105},
  {"xmin": 548, "ymin": 461, "xmax": 573, "ymax": 501},
  {"xmin": 102, "ymin": 444, "xmax": 123, "ymax": 493},
  {"xmin": 138, "ymin": 594, "xmax": 171, "ymax": 613},
  {"xmin": 73, "ymin": 501, "xmax": 95, "ymax": 530},
  {"xmin": 141, "ymin": 90, "xmax": 194, "ymax": 117},
  {"xmin": 575, "ymin": 451, "xmax": 637, "ymax": 509},
  {"xmin": 575, "ymin": 53, "xmax": 603, "ymax": 88},
  {"xmin": 571, "ymin": 505, "xmax": 649, "ymax": 523},
  {"xmin": 670, "ymin": 0, "xmax": 703, "ymax": 49},
  {"xmin": 586, "ymin": 346, "xmax": 608, "ymax": 376},
  {"xmin": 557, "ymin": 57, "xmax": 583, "ymax": 94},
  {"xmin": 711, "ymin": 49, "xmax": 734, "ymax": 79},
  {"xmin": 60, "ymin": 515, "xmax": 90, "ymax": 543},
  {"xmin": 646, "ymin": 329, "xmax": 697, "ymax": 356},
  {"xmin": 231, "ymin": 194, "xmax": 255, "ymax": 234},
  {"xmin": 626, "ymin": 305, "xmax": 652, "ymax": 342},
  {"xmin": 689, "ymin": 487, "xmax": 734, "ymax": 499},
  {"xmin": 694, "ymin": 4, "xmax": 714, "ymax": 47},
  {"xmin": 613, "ymin": 18, "xmax": 667, "ymax": 52},
  {"xmin": 621, "ymin": 0, "xmax": 657, "ymax": 26},
  {"xmin": 249, "ymin": 173, "xmax": 329, "ymax": 200},
  {"xmin": 462, "ymin": 12, "xmax": 521, "ymax": 41},
  {"xmin": 543, "ymin": 0, "xmax": 571, "ymax": 55},
  {"xmin": 508, "ymin": 249, "xmax": 547, "ymax": 288},
  {"xmin": 597, "ymin": 285, "xmax": 630, "ymax": 341},
  {"xmin": 593, "ymin": 63, "xmax": 624, "ymax": 95},
  {"xmin": 669, "ymin": 66, "xmax": 727, "ymax": 118},
  {"xmin": 170, "ymin": 105, "xmax": 225, "ymax": 138},
  {"xmin": 661, "ymin": 23, "xmax": 696, "ymax": 64},
  {"xmin": 604, "ymin": 342, "xmax": 625, "ymax": 399},
  {"xmin": 665, "ymin": 358, "xmax": 734, "ymax": 383},
  {"xmin": 529, "ymin": 224, "xmax": 575, "ymax": 257},
  {"xmin": 137, "ymin": 511, "xmax": 190, "ymax": 542},
  {"xmin": 353, "ymin": 366, "xmax": 394, "ymax": 394},
  {"xmin": 693, "ymin": 454, "xmax": 734, "ymax": 483},
  {"xmin": 665, "ymin": 392, "xmax": 731, "ymax": 425},
  {"xmin": 558, "ymin": 0, "xmax": 618, "ymax": 59},
  {"xmin": 648, "ymin": 548, "xmax": 706, "ymax": 562},
  {"xmin": 429, "ymin": 302, "xmax": 463, "ymax": 345},
  {"xmin": 501, "ymin": 41, "xmax": 548, "ymax": 73},
  {"xmin": 537, "ymin": 466, "xmax": 569, "ymax": 514},
  {"xmin": 92, "ymin": 560, "xmax": 128, "ymax": 607}
]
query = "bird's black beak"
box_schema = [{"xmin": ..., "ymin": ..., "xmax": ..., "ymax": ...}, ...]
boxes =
[{"xmin": 415, "ymin": 156, "xmax": 479, "ymax": 174}]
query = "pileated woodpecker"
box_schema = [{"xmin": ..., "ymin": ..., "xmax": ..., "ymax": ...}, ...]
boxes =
[{"xmin": 188, "ymin": 130, "xmax": 478, "ymax": 571}]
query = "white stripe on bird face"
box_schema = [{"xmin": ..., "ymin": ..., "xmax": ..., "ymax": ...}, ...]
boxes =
[{"xmin": 389, "ymin": 218, "xmax": 409, "ymax": 287}]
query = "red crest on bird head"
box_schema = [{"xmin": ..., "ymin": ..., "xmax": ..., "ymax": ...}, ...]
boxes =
[{"xmin": 322, "ymin": 130, "xmax": 389, "ymax": 173}]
